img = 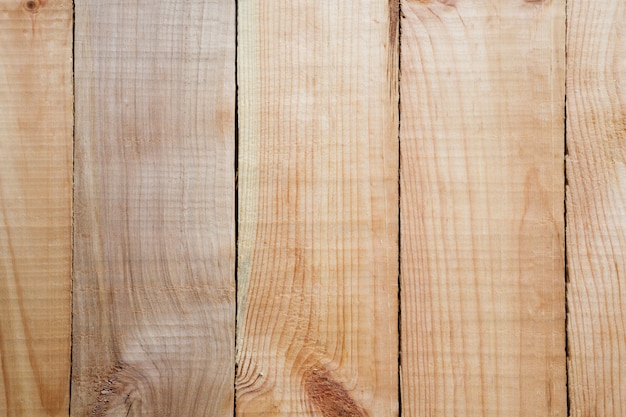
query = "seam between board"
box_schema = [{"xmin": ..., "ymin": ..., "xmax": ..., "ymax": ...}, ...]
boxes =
[
  {"xmin": 68, "ymin": 0, "xmax": 76, "ymax": 413},
  {"xmin": 397, "ymin": 1, "xmax": 403, "ymax": 416},
  {"xmin": 563, "ymin": 0, "xmax": 570, "ymax": 416},
  {"xmin": 233, "ymin": 0, "xmax": 239, "ymax": 415}
]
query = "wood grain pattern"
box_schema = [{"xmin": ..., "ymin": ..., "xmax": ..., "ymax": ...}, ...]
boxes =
[
  {"xmin": 71, "ymin": 0, "xmax": 236, "ymax": 415},
  {"xmin": 566, "ymin": 1, "xmax": 626, "ymax": 415},
  {"xmin": 236, "ymin": 1, "xmax": 399, "ymax": 416},
  {"xmin": 0, "ymin": 0, "xmax": 73, "ymax": 415},
  {"xmin": 400, "ymin": 1, "xmax": 566, "ymax": 415}
]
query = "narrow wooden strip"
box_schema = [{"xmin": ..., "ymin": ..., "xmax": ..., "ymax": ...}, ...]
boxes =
[
  {"xmin": 236, "ymin": 1, "xmax": 399, "ymax": 415},
  {"xmin": 0, "ymin": 0, "xmax": 73, "ymax": 415},
  {"xmin": 400, "ymin": 1, "xmax": 566, "ymax": 415},
  {"xmin": 71, "ymin": 0, "xmax": 236, "ymax": 415},
  {"xmin": 567, "ymin": 1, "xmax": 626, "ymax": 415}
]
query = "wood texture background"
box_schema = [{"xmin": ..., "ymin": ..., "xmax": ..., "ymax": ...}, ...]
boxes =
[
  {"xmin": 0, "ymin": 0, "xmax": 624, "ymax": 415},
  {"xmin": 0, "ymin": 0, "xmax": 73, "ymax": 415}
]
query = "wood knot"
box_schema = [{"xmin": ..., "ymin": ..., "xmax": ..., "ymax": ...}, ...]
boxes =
[
  {"xmin": 303, "ymin": 366, "xmax": 369, "ymax": 417},
  {"xmin": 22, "ymin": 0, "xmax": 40, "ymax": 13},
  {"xmin": 91, "ymin": 363, "xmax": 139, "ymax": 416}
]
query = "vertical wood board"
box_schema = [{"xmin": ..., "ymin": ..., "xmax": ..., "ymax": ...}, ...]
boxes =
[
  {"xmin": 400, "ymin": 1, "xmax": 567, "ymax": 415},
  {"xmin": 0, "ymin": 1, "xmax": 73, "ymax": 415},
  {"xmin": 71, "ymin": 0, "xmax": 236, "ymax": 415},
  {"xmin": 236, "ymin": 1, "xmax": 400, "ymax": 415},
  {"xmin": 567, "ymin": 1, "xmax": 626, "ymax": 415}
]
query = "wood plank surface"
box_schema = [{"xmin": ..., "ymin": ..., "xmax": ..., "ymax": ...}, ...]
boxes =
[
  {"xmin": 566, "ymin": 1, "xmax": 626, "ymax": 415},
  {"xmin": 71, "ymin": 0, "xmax": 236, "ymax": 415},
  {"xmin": 236, "ymin": 1, "xmax": 399, "ymax": 416},
  {"xmin": 0, "ymin": 1, "xmax": 73, "ymax": 415},
  {"xmin": 400, "ymin": 1, "xmax": 566, "ymax": 415}
]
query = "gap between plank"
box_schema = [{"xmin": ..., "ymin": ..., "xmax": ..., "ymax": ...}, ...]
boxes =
[
  {"xmin": 396, "ymin": 1, "xmax": 403, "ymax": 416},
  {"xmin": 233, "ymin": 0, "xmax": 239, "ymax": 415},
  {"xmin": 68, "ymin": 0, "xmax": 76, "ymax": 414},
  {"xmin": 564, "ymin": 1, "xmax": 570, "ymax": 416}
]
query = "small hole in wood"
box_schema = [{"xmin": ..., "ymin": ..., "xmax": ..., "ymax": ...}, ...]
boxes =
[{"xmin": 23, "ymin": 0, "xmax": 40, "ymax": 13}]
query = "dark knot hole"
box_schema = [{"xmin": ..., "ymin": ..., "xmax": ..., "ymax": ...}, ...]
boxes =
[{"xmin": 23, "ymin": 0, "xmax": 40, "ymax": 13}]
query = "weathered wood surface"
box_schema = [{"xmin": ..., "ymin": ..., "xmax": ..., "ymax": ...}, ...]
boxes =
[
  {"xmin": 236, "ymin": 1, "xmax": 400, "ymax": 415},
  {"xmin": 71, "ymin": 0, "xmax": 236, "ymax": 415},
  {"xmin": 400, "ymin": 1, "xmax": 567, "ymax": 415},
  {"xmin": 0, "ymin": 0, "xmax": 73, "ymax": 415},
  {"xmin": 567, "ymin": 1, "xmax": 626, "ymax": 415}
]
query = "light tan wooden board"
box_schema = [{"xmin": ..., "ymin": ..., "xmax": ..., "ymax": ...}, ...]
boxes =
[
  {"xmin": 566, "ymin": 1, "xmax": 626, "ymax": 415},
  {"xmin": 400, "ymin": 1, "xmax": 566, "ymax": 415},
  {"xmin": 0, "ymin": 0, "xmax": 73, "ymax": 416},
  {"xmin": 236, "ymin": 1, "xmax": 399, "ymax": 415},
  {"xmin": 71, "ymin": 0, "xmax": 236, "ymax": 415}
]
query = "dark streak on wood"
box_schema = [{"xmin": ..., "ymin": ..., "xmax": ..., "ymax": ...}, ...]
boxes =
[
  {"xmin": 303, "ymin": 367, "xmax": 369, "ymax": 417},
  {"xmin": 388, "ymin": 0, "xmax": 399, "ymax": 48},
  {"xmin": 388, "ymin": 0, "xmax": 399, "ymax": 106},
  {"xmin": 125, "ymin": 400, "xmax": 134, "ymax": 417}
]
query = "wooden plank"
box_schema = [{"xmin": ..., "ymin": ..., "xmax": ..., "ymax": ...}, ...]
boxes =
[
  {"xmin": 399, "ymin": 1, "xmax": 566, "ymax": 416},
  {"xmin": 71, "ymin": 0, "xmax": 236, "ymax": 415},
  {"xmin": 236, "ymin": 1, "xmax": 399, "ymax": 415},
  {"xmin": 566, "ymin": 1, "xmax": 626, "ymax": 415},
  {"xmin": 0, "ymin": 0, "xmax": 73, "ymax": 415}
]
